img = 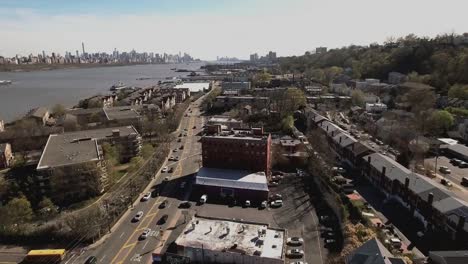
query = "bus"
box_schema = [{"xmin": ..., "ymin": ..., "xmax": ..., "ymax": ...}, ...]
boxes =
[{"xmin": 23, "ymin": 249, "xmax": 66, "ymax": 263}]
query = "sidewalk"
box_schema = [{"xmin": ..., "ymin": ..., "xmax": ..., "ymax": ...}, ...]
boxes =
[{"xmin": 87, "ymin": 91, "xmax": 208, "ymax": 250}]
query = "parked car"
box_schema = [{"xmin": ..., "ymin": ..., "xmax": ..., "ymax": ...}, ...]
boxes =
[
  {"xmin": 260, "ymin": 201, "xmax": 267, "ymax": 209},
  {"xmin": 159, "ymin": 200, "xmax": 168, "ymax": 209},
  {"xmin": 269, "ymin": 181, "xmax": 279, "ymax": 187},
  {"xmin": 325, "ymin": 239, "xmax": 336, "ymax": 244},
  {"xmin": 151, "ymin": 189, "xmax": 159, "ymax": 197},
  {"xmin": 287, "ymin": 249, "xmax": 304, "ymax": 258},
  {"xmin": 332, "ymin": 167, "xmax": 346, "ymax": 174},
  {"xmin": 163, "ymin": 176, "xmax": 170, "ymax": 182},
  {"xmin": 321, "ymin": 232, "xmax": 335, "ymax": 238},
  {"xmin": 321, "ymin": 227, "xmax": 334, "ymax": 232},
  {"xmin": 161, "ymin": 166, "xmax": 168, "ymax": 173},
  {"xmin": 440, "ymin": 178, "xmax": 453, "ymax": 187},
  {"xmin": 179, "ymin": 145, "xmax": 184, "ymax": 150},
  {"xmin": 179, "ymin": 201, "xmax": 192, "ymax": 208},
  {"xmin": 85, "ymin": 256, "xmax": 98, "ymax": 264},
  {"xmin": 174, "ymin": 156, "xmax": 179, "ymax": 161},
  {"xmin": 459, "ymin": 161, "xmax": 468, "ymax": 168},
  {"xmin": 169, "ymin": 156, "xmax": 174, "ymax": 161},
  {"xmin": 168, "ymin": 167, "xmax": 174, "ymax": 173},
  {"xmin": 426, "ymin": 170, "xmax": 437, "ymax": 178},
  {"xmin": 139, "ymin": 229, "xmax": 150, "ymax": 240},
  {"xmin": 157, "ymin": 214, "xmax": 169, "ymax": 225},
  {"xmin": 193, "ymin": 126, "xmax": 196, "ymax": 129},
  {"xmin": 462, "ymin": 177, "xmax": 468, "ymax": 186},
  {"xmin": 173, "ymin": 149, "xmax": 178, "ymax": 152},
  {"xmin": 141, "ymin": 192, "xmax": 151, "ymax": 201},
  {"xmin": 287, "ymin": 237, "xmax": 304, "ymax": 246},
  {"xmin": 244, "ymin": 200, "xmax": 251, "ymax": 207},
  {"xmin": 200, "ymin": 194, "xmax": 207, "ymax": 204},
  {"xmin": 320, "ymin": 215, "xmax": 331, "ymax": 222},
  {"xmin": 290, "ymin": 262, "xmax": 307, "ymax": 264},
  {"xmin": 133, "ymin": 211, "xmax": 144, "ymax": 222},
  {"xmin": 439, "ymin": 166, "xmax": 451, "ymax": 174},
  {"xmin": 177, "ymin": 138, "xmax": 182, "ymax": 142},
  {"xmin": 270, "ymin": 200, "xmax": 283, "ymax": 208},
  {"xmin": 270, "ymin": 194, "xmax": 282, "ymax": 200},
  {"xmin": 450, "ymin": 159, "xmax": 462, "ymax": 166}
]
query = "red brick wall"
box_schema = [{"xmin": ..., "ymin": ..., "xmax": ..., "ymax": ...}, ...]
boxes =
[{"xmin": 202, "ymin": 135, "xmax": 271, "ymax": 175}]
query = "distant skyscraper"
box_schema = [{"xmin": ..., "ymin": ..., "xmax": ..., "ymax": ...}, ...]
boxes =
[
  {"xmin": 76, "ymin": 50, "xmax": 79, "ymax": 58},
  {"xmin": 42, "ymin": 50, "xmax": 46, "ymax": 58},
  {"xmin": 82, "ymin": 42, "xmax": 85, "ymax": 56}
]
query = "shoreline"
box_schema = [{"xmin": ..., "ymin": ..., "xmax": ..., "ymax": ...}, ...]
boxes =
[{"xmin": 0, "ymin": 62, "xmax": 192, "ymax": 73}]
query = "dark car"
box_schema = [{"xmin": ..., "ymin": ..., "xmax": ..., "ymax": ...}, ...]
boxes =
[
  {"xmin": 168, "ymin": 167, "xmax": 174, "ymax": 173},
  {"xmin": 151, "ymin": 189, "xmax": 159, "ymax": 198},
  {"xmin": 159, "ymin": 200, "xmax": 168, "ymax": 209},
  {"xmin": 85, "ymin": 256, "xmax": 98, "ymax": 264},
  {"xmin": 179, "ymin": 201, "xmax": 192, "ymax": 208},
  {"xmin": 158, "ymin": 214, "xmax": 169, "ymax": 225}
]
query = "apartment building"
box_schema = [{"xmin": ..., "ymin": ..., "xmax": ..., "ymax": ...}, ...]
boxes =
[{"xmin": 36, "ymin": 126, "xmax": 141, "ymax": 204}]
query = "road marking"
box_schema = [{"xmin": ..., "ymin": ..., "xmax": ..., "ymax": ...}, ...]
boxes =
[
  {"xmin": 64, "ymin": 254, "xmax": 76, "ymax": 264},
  {"xmin": 142, "ymin": 240, "xmax": 149, "ymax": 250},
  {"xmin": 122, "ymin": 242, "xmax": 137, "ymax": 249},
  {"xmin": 100, "ymin": 255, "xmax": 107, "ymax": 263},
  {"xmin": 119, "ymin": 232, "xmax": 125, "ymax": 238}
]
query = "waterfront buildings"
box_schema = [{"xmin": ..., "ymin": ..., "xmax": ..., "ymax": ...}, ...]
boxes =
[{"xmin": 174, "ymin": 216, "xmax": 285, "ymax": 264}]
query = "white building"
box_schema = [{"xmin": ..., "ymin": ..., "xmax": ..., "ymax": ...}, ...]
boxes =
[
  {"xmin": 365, "ymin": 103, "xmax": 387, "ymax": 113},
  {"xmin": 175, "ymin": 82, "xmax": 211, "ymax": 92},
  {"xmin": 175, "ymin": 217, "xmax": 285, "ymax": 264}
]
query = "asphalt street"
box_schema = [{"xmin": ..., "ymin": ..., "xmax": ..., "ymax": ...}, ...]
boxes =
[{"xmin": 69, "ymin": 95, "xmax": 205, "ymax": 264}]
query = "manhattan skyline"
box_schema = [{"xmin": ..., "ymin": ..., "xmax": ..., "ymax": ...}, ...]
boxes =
[{"xmin": 1, "ymin": 0, "xmax": 467, "ymax": 60}]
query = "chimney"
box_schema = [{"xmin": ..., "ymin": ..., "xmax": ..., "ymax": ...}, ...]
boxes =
[
  {"xmin": 112, "ymin": 129, "xmax": 121, "ymax": 137},
  {"xmin": 405, "ymin": 177, "xmax": 410, "ymax": 188},
  {"xmin": 428, "ymin": 192, "xmax": 434, "ymax": 205},
  {"xmin": 368, "ymin": 156, "xmax": 371, "ymax": 163}
]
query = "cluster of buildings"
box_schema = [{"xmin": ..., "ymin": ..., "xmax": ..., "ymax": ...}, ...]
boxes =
[
  {"xmin": 307, "ymin": 108, "xmax": 468, "ymax": 246},
  {"xmin": 249, "ymin": 51, "xmax": 277, "ymax": 63},
  {"xmin": 0, "ymin": 81, "xmax": 207, "ymax": 204},
  {"xmin": 0, "ymin": 43, "xmax": 196, "ymax": 66}
]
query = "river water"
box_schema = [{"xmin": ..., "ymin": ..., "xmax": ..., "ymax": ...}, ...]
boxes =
[{"xmin": 0, "ymin": 62, "xmax": 204, "ymax": 122}]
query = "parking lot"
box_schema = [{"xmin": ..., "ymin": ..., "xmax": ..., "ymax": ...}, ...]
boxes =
[
  {"xmin": 425, "ymin": 156, "xmax": 468, "ymax": 189},
  {"xmin": 195, "ymin": 172, "xmax": 327, "ymax": 264}
]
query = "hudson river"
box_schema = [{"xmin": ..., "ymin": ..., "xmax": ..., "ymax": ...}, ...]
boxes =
[{"xmin": 0, "ymin": 62, "xmax": 204, "ymax": 122}]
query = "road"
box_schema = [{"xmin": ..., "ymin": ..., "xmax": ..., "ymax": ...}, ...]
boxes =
[{"xmin": 69, "ymin": 95, "xmax": 206, "ymax": 264}]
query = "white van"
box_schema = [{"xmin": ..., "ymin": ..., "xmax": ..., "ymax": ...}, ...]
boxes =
[{"xmin": 389, "ymin": 238, "xmax": 402, "ymax": 248}]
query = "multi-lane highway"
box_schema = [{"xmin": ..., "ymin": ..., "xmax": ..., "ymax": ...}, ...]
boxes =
[{"xmin": 70, "ymin": 94, "xmax": 206, "ymax": 264}]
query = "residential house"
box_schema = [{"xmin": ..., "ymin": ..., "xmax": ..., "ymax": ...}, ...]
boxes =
[
  {"xmin": 345, "ymin": 238, "xmax": 406, "ymax": 264},
  {"xmin": 0, "ymin": 143, "xmax": 13, "ymax": 169},
  {"xmin": 26, "ymin": 107, "xmax": 50, "ymax": 126},
  {"xmin": 427, "ymin": 250, "xmax": 468, "ymax": 264}
]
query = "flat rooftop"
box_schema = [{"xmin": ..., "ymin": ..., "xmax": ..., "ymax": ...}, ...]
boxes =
[
  {"xmin": 208, "ymin": 116, "xmax": 241, "ymax": 123},
  {"xmin": 104, "ymin": 107, "xmax": 141, "ymax": 120},
  {"xmin": 196, "ymin": 167, "xmax": 268, "ymax": 191},
  {"xmin": 37, "ymin": 126, "xmax": 138, "ymax": 169},
  {"xmin": 176, "ymin": 217, "xmax": 284, "ymax": 260},
  {"xmin": 175, "ymin": 82, "xmax": 210, "ymax": 92}
]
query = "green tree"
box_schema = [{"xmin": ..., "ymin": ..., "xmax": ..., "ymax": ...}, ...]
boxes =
[
  {"xmin": 38, "ymin": 197, "xmax": 58, "ymax": 218},
  {"xmin": 2, "ymin": 196, "xmax": 34, "ymax": 226},
  {"xmin": 448, "ymin": 84, "xmax": 468, "ymax": 100},
  {"xmin": 141, "ymin": 144, "xmax": 154, "ymax": 159},
  {"xmin": 281, "ymin": 115, "xmax": 294, "ymax": 134},
  {"xmin": 429, "ymin": 110, "xmax": 454, "ymax": 134},
  {"xmin": 102, "ymin": 143, "xmax": 120, "ymax": 165},
  {"xmin": 52, "ymin": 104, "xmax": 66, "ymax": 117},
  {"xmin": 275, "ymin": 88, "xmax": 306, "ymax": 116},
  {"xmin": 128, "ymin": 157, "xmax": 144, "ymax": 172},
  {"xmin": 351, "ymin": 90, "xmax": 365, "ymax": 107}
]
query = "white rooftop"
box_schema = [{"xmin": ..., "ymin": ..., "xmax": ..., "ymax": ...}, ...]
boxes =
[
  {"xmin": 196, "ymin": 167, "xmax": 268, "ymax": 191},
  {"xmin": 175, "ymin": 82, "xmax": 210, "ymax": 92},
  {"xmin": 176, "ymin": 217, "xmax": 284, "ymax": 260}
]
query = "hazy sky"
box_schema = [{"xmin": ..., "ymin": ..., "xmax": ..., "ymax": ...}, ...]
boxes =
[{"xmin": 1, "ymin": 0, "xmax": 466, "ymax": 60}]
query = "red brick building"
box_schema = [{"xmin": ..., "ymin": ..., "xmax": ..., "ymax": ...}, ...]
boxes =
[{"xmin": 201, "ymin": 128, "xmax": 271, "ymax": 176}]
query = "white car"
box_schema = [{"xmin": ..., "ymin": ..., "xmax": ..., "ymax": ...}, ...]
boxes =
[
  {"xmin": 141, "ymin": 192, "xmax": 151, "ymax": 201},
  {"xmin": 290, "ymin": 262, "xmax": 307, "ymax": 264},
  {"xmin": 287, "ymin": 249, "xmax": 304, "ymax": 258},
  {"xmin": 161, "ymin": 166, "xmax": 168, "ymax": 173},
  {"xmin": 200, "ymin": 194, "xmax": 207, "ymax": 204},
  {"xmin": 287, "ymin": 237, "xmax": 304, "ymax": 246},
  {"xmin": 139, "ymin": 228, "xmax": 150, "ymax": 240},
  {"xmin": 133, "ymin": 211, "xmax": 144, "ymax": 222},
  {"xmin": 270, "ymin": 200, "xmax": 283, "ymax": 208},
  {"xmin": 333, "ymin": 167, "xmax": 346, "ymax": 174},
  {"xmin": 260, "ymin": 201, "xmax": 267, "ymax": 209},
  {"xmin": 245, "ymin": 200, "xmax": 251, "ymax": 207},
  {"xmin": 325, "ymin": 239, "xmax": 336, "ymax": 244},
  {"xmin": 439, "ymin": 166, "xmax": 451, "ymax": 174}
]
